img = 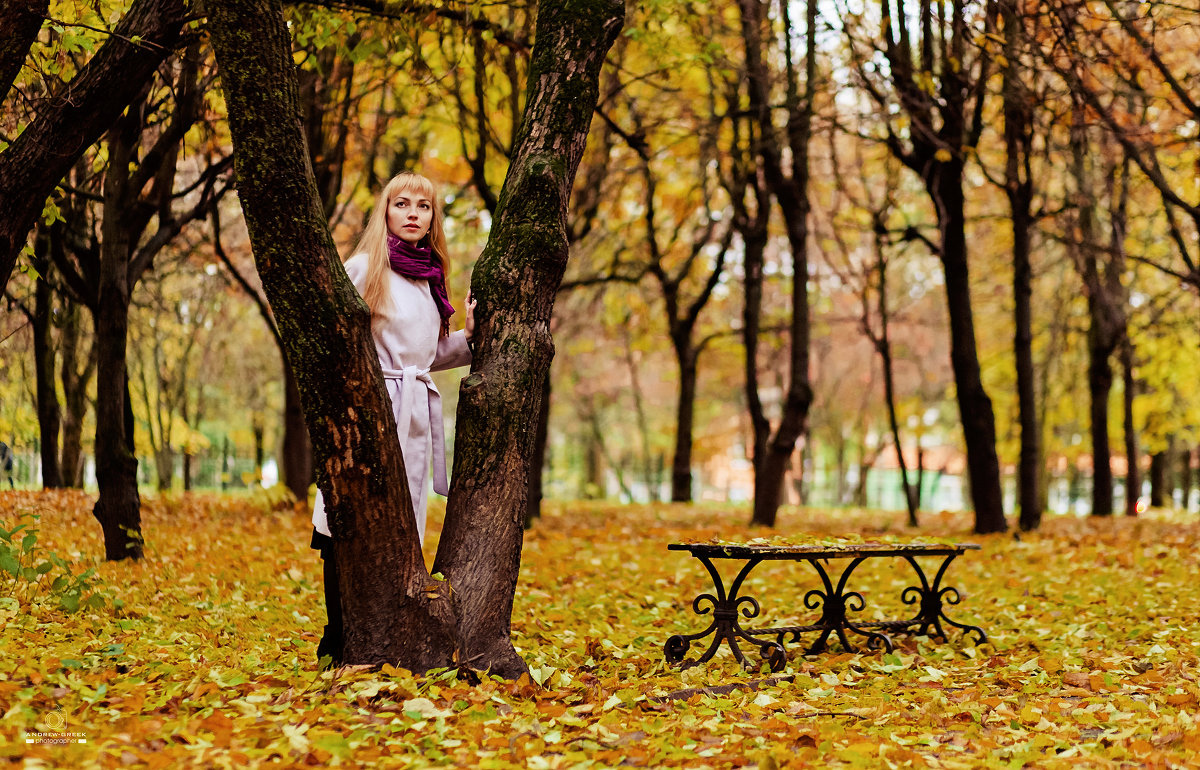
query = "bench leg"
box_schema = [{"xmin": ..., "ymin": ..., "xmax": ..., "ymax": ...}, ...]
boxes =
[
  {"xmin": 900, "ymin": 554, "xmax": 988, "ymax": 646},
  {"xmin": 802, "ymin": 556, "xmax": 894, "ymax": 654},
  {"xmin": 665, "ymin": 556, "xmax": 787, "ymax": 672}
]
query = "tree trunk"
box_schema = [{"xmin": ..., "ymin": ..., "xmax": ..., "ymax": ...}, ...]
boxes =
[
  {"xmin": 0, "ymin": 0, "xmax": 187, "ymax": 293},
  {"xmin": 253, "ymin": 414, "xmax": 265, "ymax": 482},
  {"xmin": 1149, "ymin": 448, "xmax": 1168, "ymax": 508},
  {"xmin": 210, "ymin": 0, "xmax": 457, "ymax": 669},
  {"xmin": 935, "ymin": 171, "xmax": 1006, "ymax": 532},
  {"xmin": 281, "ymin": 363, "xmax": 313, "ymax": 501},
  {"xmin": 31, "ymin": 244, "xmax": 64, "ymax": 488},
  {"xmin": 1121, "ymin": 344, "xmax": 1138, "ymax": 516},
  {"xmin": 0, "ymin": 0, "xmax": 48, "ymax": 100},
  {"xmin": 91, "ymin": 115, "xmax": 145, "ymax": 561},
  {"xmin": 739, "ymin": 209, "xmax": 772, "ymax": 524},
  {"xmin": 1178, "ymin": 444, "xmax": 1194, "ymax": 514},
  {"xmin": 738, "ymin": 0, "xmax": 816, "ymax": 528},
  {"xmin": 872, "ymin": 238, "xmax": 918, "ymax": 527},
  {"xmin": 1001, "ymin": 0, "xmax": 1040, "ymax": 531},
  {"xmin": 155, "ymin": 448, "xmax": 175, "ymax": 492},
  {"xmin": 434, "ymin": 0, "xmax": 623, "ymax": 677},
  {"xmin": 58, "ymin": 302, "xmax": 91, "ymax": 487},
  {"xmin": 525, "ymin": 370, "xmax": 550, "ymax": 528},
  {"xmin": 1087, "ymin": 323, "xmax": 1115, "ymax": 517},
  {"xmin": 211, "ymin": 0, "xmax": 623, "ymax": 674},
  {"xmin": 670, "ymin": 346, "xmax": 697, "ymax": 502}
]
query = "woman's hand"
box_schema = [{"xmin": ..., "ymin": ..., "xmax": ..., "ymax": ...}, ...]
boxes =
[{"xmin": 464, "ymin": 290, "xmax": 477, "ymax": 341}]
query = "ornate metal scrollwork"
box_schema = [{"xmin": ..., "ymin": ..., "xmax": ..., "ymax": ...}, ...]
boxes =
[{"xmin": 664, "ymin": 542, "xmax": 987, "ymax": 670}]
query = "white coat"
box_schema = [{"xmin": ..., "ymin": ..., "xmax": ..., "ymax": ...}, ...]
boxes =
[{"xmin": 311, "ymin": 253, "xmax": 472, "ymax": 543}]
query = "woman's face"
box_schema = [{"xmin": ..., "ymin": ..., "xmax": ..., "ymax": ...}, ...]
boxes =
[{"xmin": 386, "ymin": 187, "xmax": 434, "ymax": 244}]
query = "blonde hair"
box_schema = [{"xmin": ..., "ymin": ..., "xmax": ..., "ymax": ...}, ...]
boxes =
[{"xmin": 352, "ymin": 171, "xmax": 451, "ymax": 325}]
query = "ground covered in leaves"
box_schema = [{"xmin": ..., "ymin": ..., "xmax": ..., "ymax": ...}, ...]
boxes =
[{"xmin": 3, "ymin": 490, "xmax": 1199, "ymax": 768}]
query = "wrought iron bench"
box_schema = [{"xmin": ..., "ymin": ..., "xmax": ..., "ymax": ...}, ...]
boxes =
[{"xmin": 665, "ymin": 542, "xmax": 988, "ymax": 672}]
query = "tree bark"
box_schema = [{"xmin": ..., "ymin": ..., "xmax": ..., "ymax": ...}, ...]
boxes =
[
  {"xmin": 433, "ymin": 0, "xmax": 624, "ymax": 677},
  {"xmin": 874, "ymin": 0, "xmax": 1006, "ymax": 534},
  {"xmin": 0, "ymin": 0, "xmax": 188, "ymax": 293},
  {"xmin": 0, "ymin": 0, "xmax": 48, "ymax": 100},
  {"xmin": 931, "ymin": 164, "xmax": 1007, "ymax": 533},
  {"xmin": 92, "ymin": 117, "xmax": 144, "ymax": 561}
]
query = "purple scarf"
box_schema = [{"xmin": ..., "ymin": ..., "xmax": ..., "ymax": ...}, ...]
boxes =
[{"xmin": 387, "ymin": 233, "xmax": 454, "ymax": 334}]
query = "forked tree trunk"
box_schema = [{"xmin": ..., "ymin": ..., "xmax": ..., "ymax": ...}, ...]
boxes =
[{"xmin": 210, "ymin": 0, "xmax": 622, "ymax": 674}]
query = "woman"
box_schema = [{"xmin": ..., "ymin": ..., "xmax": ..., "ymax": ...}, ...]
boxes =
[{"xmin": 311, "ymin": 171, "xmax": 476, "ymax": 665}]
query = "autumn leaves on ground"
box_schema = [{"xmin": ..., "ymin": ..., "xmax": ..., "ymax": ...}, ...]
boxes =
[{"xmin": 3, "ymin": 491, "xmax": 1198, "ymax": 768}]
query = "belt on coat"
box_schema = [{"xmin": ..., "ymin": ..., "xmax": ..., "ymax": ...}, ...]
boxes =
[{"xmin": 380, "ymin": 365, "xmax": 448, "ymax": 496}]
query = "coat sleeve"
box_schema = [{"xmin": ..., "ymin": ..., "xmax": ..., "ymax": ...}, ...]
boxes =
[{"xmin": 432, "ymin": 329, "xmax": 472, "ymax": 371}]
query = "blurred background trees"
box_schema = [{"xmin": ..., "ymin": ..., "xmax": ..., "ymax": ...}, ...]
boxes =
[{"xmin": 2, "ymin": 0, "xmax": 1198, "ymax": 540}]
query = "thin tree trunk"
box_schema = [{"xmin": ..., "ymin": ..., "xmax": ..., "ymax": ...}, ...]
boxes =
[
  {"xmin": 1121, "ymin": 343, "xmax": 1138, "ymax": 516},
  {"xmin": 525, "ymin": 370, "xmax": 550, "ymax": 528},
  {"xmin": 1149, "ymin": 448, "xmax": 1168, "ymax": 508},
  {"xmin": 872, "ymin": 237, "xmax": 918, "ymax": 526},
  {"xmin": 1001, "ymin": 0, "xmax": 1040, "ymax": 530},
  {"xmin": 281, "ymin": 363, "xmax": 313, "ymax": 501},
  {"xmin": 91, "ymin": 118, "xmax": 143, "ymax": 561},
  {"xmin": 1178, "ymin": 443, "xmax": 1193, "ymax": 514},
  {"xmin": 31, "ymin": 243, "xmax": 64, "ymax": 488},
  {"xmin": 671, "ymin": 347, "xmax": 697, "ymax": 502}
]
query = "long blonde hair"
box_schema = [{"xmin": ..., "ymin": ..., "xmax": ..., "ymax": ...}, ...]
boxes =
[{"xmin": 353, "ymin": 171, "xmax": 451, "ymax": 325}]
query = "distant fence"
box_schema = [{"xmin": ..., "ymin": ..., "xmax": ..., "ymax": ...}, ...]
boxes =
[
  {"xmin": 3, "ymin": 445, "xmax": 1196, "ymax": 514},
  {"xmin": 0, "ymin": 446, "xmax": 276, "ymax": 491}
]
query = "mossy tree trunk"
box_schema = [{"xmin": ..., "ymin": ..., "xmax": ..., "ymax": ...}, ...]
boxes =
[
  {"xmin": 209, "ymin": 0, "xmax": 457, "ymax": 670},
  {"xmin": 433, "ymin": 0, "xmax": 624, "ymax": 677}
]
